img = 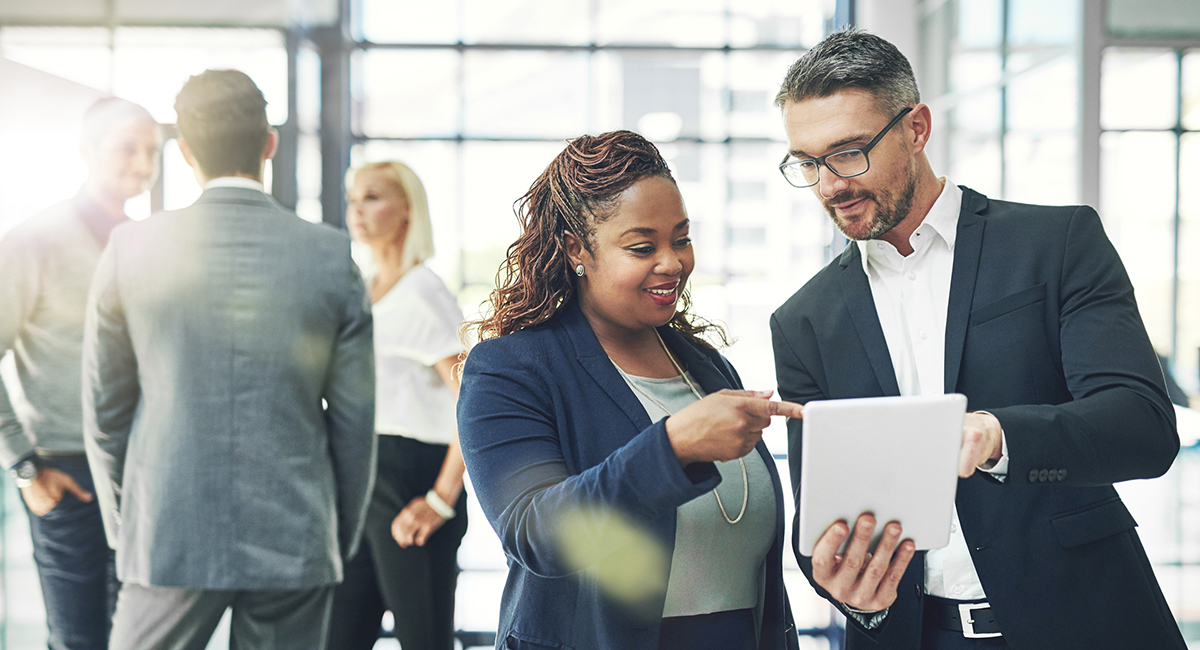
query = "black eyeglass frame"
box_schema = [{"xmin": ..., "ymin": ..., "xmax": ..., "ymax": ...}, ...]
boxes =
[{"xmin": 778, "ymin": 106, "xmax": 914, "ymax": 189}]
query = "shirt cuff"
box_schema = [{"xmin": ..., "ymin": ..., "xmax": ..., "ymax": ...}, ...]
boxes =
[
  {"xmin": 974, "ymin": 411, "xmax": 1008, "ymax": 480},
  {"xmin": 842, "ymin": 604, "xmax": 889, "ymax": 630}
]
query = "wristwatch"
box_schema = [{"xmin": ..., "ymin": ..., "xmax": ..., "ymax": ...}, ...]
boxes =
[{"xmin": 11, "ymin": 457, "xmax": 39, "ymax": 489}]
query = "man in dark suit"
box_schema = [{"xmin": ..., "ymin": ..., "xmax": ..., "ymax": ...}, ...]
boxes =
[
  {"xmin": 769, "ymin": 29, "xmax": 1185, "ymax": 650},
  {"xmin": 83, "ymin": 69, "xmax": 376, "ymax": 650}
]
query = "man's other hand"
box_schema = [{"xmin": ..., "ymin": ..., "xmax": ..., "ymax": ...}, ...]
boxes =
[
  {"xmin": 20, "ymin": 467, "xmax": 93, "ymax": 517},
  {"xmin": 959, "ymin": 411, "xmax": 1004, "ymax": 478},
  {"xmin": 810, "ymin": 512, "xmax": 915, "ymax": 613}
]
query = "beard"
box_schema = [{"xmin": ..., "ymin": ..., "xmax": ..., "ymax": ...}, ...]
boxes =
[{"xmin": 822, "ymin": 166, "xmax": 917, "ymax": 242}]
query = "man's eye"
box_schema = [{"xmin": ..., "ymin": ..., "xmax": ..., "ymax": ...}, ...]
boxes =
[{"xmin": 797, "ymin": 160, "xmax": 819, "ymax": 170}]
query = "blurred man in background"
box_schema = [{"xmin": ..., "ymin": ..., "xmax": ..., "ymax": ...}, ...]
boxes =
[
  {"xmin": 83, "ymin": 69, "xmax": 376, "ymax": 650},
  {"xmin": 0, "ymin": 96, "xmax": 159, "ymax": 650}
]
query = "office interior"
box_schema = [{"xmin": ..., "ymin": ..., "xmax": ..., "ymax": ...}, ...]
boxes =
[{"xmin": 0, "ymin": 0, "xmax": 1198, "ymax": 647}]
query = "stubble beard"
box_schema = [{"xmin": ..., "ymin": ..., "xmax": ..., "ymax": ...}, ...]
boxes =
[{"xmin": 823, "ymin": 167, "xmax": 918, "ymax": 242}]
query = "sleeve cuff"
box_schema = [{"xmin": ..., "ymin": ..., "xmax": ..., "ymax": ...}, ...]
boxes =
[{"xmin": 842, "ymin": 604, "xmax": 889, "ymax": 630}]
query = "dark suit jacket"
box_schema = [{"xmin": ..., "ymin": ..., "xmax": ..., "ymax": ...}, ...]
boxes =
[
  {"xmin": 83, "ymin": 187, "xmax": 377, "ymax": 590},
  {"xmin": 459, "ymin": 302, "xmax": 797, "ymax": 650},
  {"xmin": 770, "ymin": 187, "xmax": 1184, "ymax": 649}
]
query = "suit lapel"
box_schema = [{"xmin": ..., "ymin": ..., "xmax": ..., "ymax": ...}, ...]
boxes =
[
  {"xmin": 943, "ymin": 188, "xmax": 988, "ymax": 394},
  {"xmin": 839, "ymin": 244, "xmax": 901, "ymax": 396},
  {"xmin": 562, "ymin": 304, "xmax": 655, "ymax": 431}
]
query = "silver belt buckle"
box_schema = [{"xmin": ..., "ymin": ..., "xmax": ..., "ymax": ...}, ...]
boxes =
[{"xmin": 958, "ymin": 602, "xmax": 1002, "ymax": 639}]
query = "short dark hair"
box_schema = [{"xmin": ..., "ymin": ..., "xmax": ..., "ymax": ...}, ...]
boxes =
[
  {"xmin": 174, "ymin": 69, "xmax": 269, "ymax": 178},
  {"xmin": 82, "ymin": 97, "xmax": 156, "ymax": 143},
  {"xmin": 775, "ymin": 28, "xmax": 919, "ymax": 116}
]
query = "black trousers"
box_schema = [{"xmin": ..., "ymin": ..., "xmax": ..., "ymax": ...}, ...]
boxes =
[{"xmin": 328, "ymin": 435, "xmax": 468, "ymax": 650}]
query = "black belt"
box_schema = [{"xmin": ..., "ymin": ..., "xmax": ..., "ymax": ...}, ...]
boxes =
[{"xmin": 924, "ymin": 596, "xmax": 1003, "ymax": 638}]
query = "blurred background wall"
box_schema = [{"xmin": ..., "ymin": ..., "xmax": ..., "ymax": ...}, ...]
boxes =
[{"xmin": 0, "ymin": 0, "xmax": 1197, "ymax": 647}]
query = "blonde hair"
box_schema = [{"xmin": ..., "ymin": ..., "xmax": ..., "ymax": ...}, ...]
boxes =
[{"xmin": 346, "ymin": 161, "xmax": 435, "ymax": 271}]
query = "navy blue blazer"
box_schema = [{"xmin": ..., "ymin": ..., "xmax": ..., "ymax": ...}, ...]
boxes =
[
  {"xmin": 771, "ymin": 187, "xmax": 1185, "ymax": 650},
  {"xmin": 459, "ymin": 301, "xmax": 797, "ymax": 650}
]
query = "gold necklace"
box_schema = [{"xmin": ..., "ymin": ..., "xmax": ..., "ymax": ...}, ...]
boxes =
[{"xmin": 613, "ymin": 330, "xmax": 749, "ymax": 525}]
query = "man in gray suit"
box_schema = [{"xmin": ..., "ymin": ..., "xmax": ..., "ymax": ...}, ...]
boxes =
[{"xmin": 82, "ymin": 69, "xmax": 377, "ymax": 650}]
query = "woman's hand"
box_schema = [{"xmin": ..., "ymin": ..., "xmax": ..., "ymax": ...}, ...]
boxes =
[
  {"xmin": 391, "ymin": 495, "xmax": 451, "ymax": 548},
  {"xmin": 665, "ymin": 389, "xmax": 804, "ymax": 466}
]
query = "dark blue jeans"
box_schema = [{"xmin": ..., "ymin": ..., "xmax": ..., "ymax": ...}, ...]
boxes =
[{"xmin": 24, "ymin": 455, "xmax": 118, "ymax": 650}]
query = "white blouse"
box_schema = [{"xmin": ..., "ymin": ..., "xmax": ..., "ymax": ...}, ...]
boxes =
[{"xmin": 367, "ymin": 264, "xmax": 464, "ymax": 445}]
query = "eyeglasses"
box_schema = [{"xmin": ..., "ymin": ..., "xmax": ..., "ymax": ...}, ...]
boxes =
[{"xmin": 778, "ymin": 107, "xmax": 913, "ymax": 189}]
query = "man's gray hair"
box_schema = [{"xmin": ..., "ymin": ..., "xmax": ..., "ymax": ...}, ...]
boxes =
[{"xmin": 775, "ymin": 28, "xmax": 920, "ymax": 116}]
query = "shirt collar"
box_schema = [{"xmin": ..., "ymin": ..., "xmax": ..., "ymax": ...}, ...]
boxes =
[
  {"xmin": 204, "ymin": 176, "xmax": 266, "ymax": 193},
  {"xmin": 72, "ymin": 190, "xmax": 129, "ymax": 247},
  {"xmin": 858, "ymin": 178, "xmax": 963, "ymax": 273}
]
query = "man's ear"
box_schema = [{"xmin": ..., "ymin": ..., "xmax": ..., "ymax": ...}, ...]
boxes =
[
  {"xmin": 907, "ymin": 103, "xmax": 933, "ymax": 155},
  {"xmin": 263, "ymin": 129, "xmax": 279, "ymax": 161}
]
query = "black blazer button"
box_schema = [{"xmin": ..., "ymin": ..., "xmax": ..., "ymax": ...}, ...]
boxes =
[
  {"xmin": 1057, "ymin": 469, "xmax": 1067, "ymax": 481},
  {"xmin": 1039, "ymin": 469, "xmax": 1049, "ymax": 482},
  {"xmin": 1047, "ymin": 471, "xmax": 1057, "ymax": 482},
  {"xmin": 1029, "ymin": 469, "xmax": 1040, "ymax": 482}
]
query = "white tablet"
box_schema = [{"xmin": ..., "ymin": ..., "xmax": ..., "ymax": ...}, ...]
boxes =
[{"xmin": 796, "ymin": 394, "xmax": 966, "ymax": 557}]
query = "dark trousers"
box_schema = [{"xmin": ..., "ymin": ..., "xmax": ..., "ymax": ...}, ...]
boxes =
[
  {"xmin": 658, "ymin": 609, "xmax": 757, "ymax": 650},
  {"xmin": 108, "ymin": 583, "xmax": 334, "ymax": 650},
  {"xmin": 328, "ymin": 435, "xmax": 468, "ymax": 650},
  {"xmin": 24, "ymin": 455, "xmax": 119, "ymax": 650}
]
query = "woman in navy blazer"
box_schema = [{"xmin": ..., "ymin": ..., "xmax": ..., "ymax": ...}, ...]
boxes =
[{"xmin": 458, "ymin": 131, "xmax": 803, "ymax": 650}]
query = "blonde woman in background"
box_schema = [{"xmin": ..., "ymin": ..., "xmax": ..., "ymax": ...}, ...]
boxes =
[{"xmin": 328, "ymin": 161, "xmax": 468, "ymax": 650}]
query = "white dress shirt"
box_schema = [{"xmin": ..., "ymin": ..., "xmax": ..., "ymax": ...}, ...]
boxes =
[
  {"xmin": 204, "ymin": 176, "xmax": 267, "ymax": 193},
  {"xmin": 858, "ymin": 179, "xmax": 1006, "ymax": 602}
]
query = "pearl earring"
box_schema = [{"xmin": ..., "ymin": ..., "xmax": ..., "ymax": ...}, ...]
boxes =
[{"xmin": 575, "ymin": 264, "xmax": 585, "ymax": 277}]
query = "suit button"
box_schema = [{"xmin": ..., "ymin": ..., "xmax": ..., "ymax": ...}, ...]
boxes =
[
  {"xmin": 1039, "ymin": 469, "xmax": 1049, "ymax": 482},
  {"xmin": 1058, "ymin": 469, "xmax": 1067, "ymax": 481},
  {"xmin": 1029, "ymin": 469, "xmax": 1040, "ymax": 482},
  {"xmin": 1047, "ymin": 471, "xmax": 1057, "ymax": 482}
]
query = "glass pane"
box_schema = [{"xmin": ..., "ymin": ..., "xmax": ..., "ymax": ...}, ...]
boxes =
[
  {"xmin": 352, "ymin": 140, "xmax": 462, "ymax": 288},
  {"xmin": 1100, "ymin": 131, "xmax": 1176, "ymax": 351},
  {"xmin": 462, "ymin": 51, "xmax": 589, "ymax": 139},
  {"xmin": 463, "ymin": 0, "xmax": 590, "ymax": 45},
  {"xmin": 0, "ymin": 27, "xmax": 113, "ymax": 92},
  {"xmin": 1004, "ymin": 131, "xmax": 1077, "ymax": 205},
  {"xmin": 358, "ymin": 0, "xmax": 458, "ymax": 44},
  {"xmin": 1102, "ymin": 48, "xmax": 1178, "ymax": 131},
  {"xmin": 1178, "ymin": 133, "xmax": 1200, "ymax": 392},
  {"xmin": 1007, "ymin": 56, "xmax": 1077, "ymax": 131},
  {"xmin": 1008, "ymin": 0, "xmax": 1080, "ymax": 46},
  {"xmin": 112, "ymin": 28, "xmax": 288, "ymax": 126},
  {"xmin": 613, "ymin": 51, "xmax": 712, "ymax": 140},
  {"xmin": 950, "ymin": 135, "xmax": 1002, "ymax": 199},
  {"xmin": 296, "ymin": 45, "xmax": 321, "ymax": 135},
  {"xmin": 1183, "ymin": 50, "xmax": 1200, "ymax": 131},
  {"xmin": 354, "ymin": 49, "xmax": 460, "ymax": 138},
  {"xmin": 596, "ymin": 0, "xmax": 725, "ymax": 47},
  {"xmin": 460, "ymin": 141, "xmax": 566, "ymax": 291},
  {"xmin": 1107, "ymin": 0, "xmax": 1200, "ymax": 39},
  {"xmin": 950, "ymin": 51, "xmax": 1002, "ymax": 94},
  {"xmin": 728, "ymin": 51, "xmax": 804, "ymax": 140},
  {"xmin": 956, "ymin": 0, "xmax": 1003, "ymax": 48},
  {"xmin": 296, "ymin": 134, "xmax": 322, "ymax": 223},
  {"xmin": 727, "ymin": 0, "xmax": 827, "ymax": 48}
]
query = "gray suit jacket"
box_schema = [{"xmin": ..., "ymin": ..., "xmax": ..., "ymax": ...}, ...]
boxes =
[{"xmin": 82, "ymin": 186, "xmax": 377, "ymax": 591}]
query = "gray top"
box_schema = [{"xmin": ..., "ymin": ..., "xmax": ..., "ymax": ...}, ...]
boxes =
[
  {"xmin": 0, "ymin": 194, "xmax": 126, "ymax": 468},
  {"xmin": 615, "ymin": 366, "xmax": 777, "ymax": 617}
]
